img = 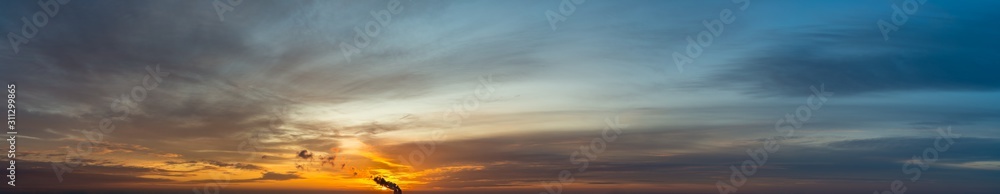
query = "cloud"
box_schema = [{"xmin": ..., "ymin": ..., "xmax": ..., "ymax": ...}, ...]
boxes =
[
  {"xmin": 160, "ymin": 160, "xmax": 267, "ymax": 171},
  {"xmin": 703, "ymin": 7, "xmax": 1000, "ymax": 96},
  {"xmin": 2, "ymin": 1, "xmax": 999, "ymax": 193},
  {"xmin": 199, "ymin": 160, "xmax": 268, "ymax": 171},
  {"xmin": 258, "ymin": 171, "xmax": 302, "ymax": 181},
  {"xmin": 188, "ymin": 171, "xmax": 302, "ymax": 184},
  {"xmin": 368, "ymin": 126, "xmax": 1000, "ymax": 192},
  {"xmin": 12, "ymin": 160, "xmax": 176, "ymax": 189}
]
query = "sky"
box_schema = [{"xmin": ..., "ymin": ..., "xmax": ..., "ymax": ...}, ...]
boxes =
[{"xmin": 1, "ymin": 0, "xmax": 999, "ymax": 193}]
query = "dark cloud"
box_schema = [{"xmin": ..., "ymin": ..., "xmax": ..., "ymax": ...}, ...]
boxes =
[
  {"xmin": 373, "ymin": 176, "xmax": 402, "ymax": 194},
  {"xmin": 296, "ymin": 150, "xmax": 313, "ymax": 160}
]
